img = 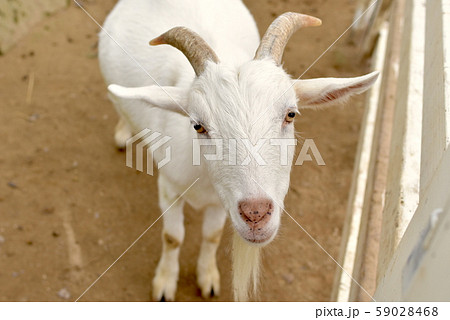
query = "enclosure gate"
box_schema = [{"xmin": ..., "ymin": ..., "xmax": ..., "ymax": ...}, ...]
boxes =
[{"xmin": 332, "ymin": 0, "xmax": 450, "ymax": 301}]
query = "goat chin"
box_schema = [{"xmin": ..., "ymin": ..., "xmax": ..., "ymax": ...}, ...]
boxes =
[{"xmin": 232, "ymin": 232, "xmax": 262, "ymax": 302}]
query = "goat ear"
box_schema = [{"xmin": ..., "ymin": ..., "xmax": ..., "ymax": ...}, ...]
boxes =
[
  {"xmin": 107, "ymin": 84, "xmax": 188, "ymax": 116},
  {"xmin": 293, "ymin": 71, "xmax": 379, "ymax": 109}
]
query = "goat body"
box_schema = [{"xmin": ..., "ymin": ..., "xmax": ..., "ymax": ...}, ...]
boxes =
[{"xmin": 99, "ymin": 0, "xmax": 378, "ymax": 301}]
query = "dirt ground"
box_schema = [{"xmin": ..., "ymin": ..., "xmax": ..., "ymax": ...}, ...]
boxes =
[{"xmin": 0, "ymin": 0, "xmax": 370, "ymax": 301}]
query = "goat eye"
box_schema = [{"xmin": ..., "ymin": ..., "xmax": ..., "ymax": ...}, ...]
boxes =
[
  {"xmin": 193, "ymin": 124, "xmax": 207, "ymax": 134},
  {"xmin": 285, "ymin": 112, "xmax": 296, "ymax": 123}
]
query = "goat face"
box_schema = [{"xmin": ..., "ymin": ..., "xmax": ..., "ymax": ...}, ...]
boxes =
[{"xmin": 188, "ymin": 60, "xmax": 297, "ymax": 244}]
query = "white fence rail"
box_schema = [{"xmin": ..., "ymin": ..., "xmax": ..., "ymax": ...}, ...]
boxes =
[{"xmin": 333, "ymin": 0, "xmax": 450, "ymax": 301}]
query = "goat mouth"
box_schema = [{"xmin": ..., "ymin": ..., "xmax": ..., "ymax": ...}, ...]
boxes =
[
  {"xmin": 238, "ymin": 228, "xmax": 275, "ymax": 245},
  {"xmin": 247, "ymin": 237, "xmax": 269, "ymax": 244}
]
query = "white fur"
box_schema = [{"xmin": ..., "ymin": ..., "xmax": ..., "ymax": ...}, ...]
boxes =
[
  {"xmin": 99, "ymin": 0, "xmax": 379, "ymax": 301},
  {"xmin": 232, "ymin": 232, "xmax": 261, "ymax": 302}
]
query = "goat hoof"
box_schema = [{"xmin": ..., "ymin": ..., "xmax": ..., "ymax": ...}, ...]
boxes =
[
  {"xmin": 152, "ymin": 268, "xmax": 177, "ymax": 301},
  {"xmin": 160, "ymin": 295, "xmax": 166, "ymax": 302},
  {"xmin": 198, "ymin": 281, "xmax": 220, "ymax": 299},
  {"xmin": 197, "ymin": 265, "xmax": 220, "ymax": 299}
]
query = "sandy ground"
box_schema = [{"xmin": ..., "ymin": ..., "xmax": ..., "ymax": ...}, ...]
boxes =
[{"xmin": 0, "ymin": 0, "xmax": 370, "ymax": 301}]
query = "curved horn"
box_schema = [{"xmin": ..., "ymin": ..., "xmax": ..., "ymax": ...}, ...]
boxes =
[
  {"xmin": 150, "ymin": 27, "xmax": 219, "ymax": 76},
  {"xmin": 254, "ymin": 12, "xmax": 322, "ymax": 64}
]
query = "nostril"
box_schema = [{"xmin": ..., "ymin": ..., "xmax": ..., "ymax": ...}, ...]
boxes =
[{"xmin": 238, "ymin": 198, "xmax": 274, "ymax": 226}]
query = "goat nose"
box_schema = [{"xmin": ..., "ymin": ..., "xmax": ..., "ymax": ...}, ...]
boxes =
[{"xmin": 238, "ymin": 198, "xmax": 273, "ymax": 227}]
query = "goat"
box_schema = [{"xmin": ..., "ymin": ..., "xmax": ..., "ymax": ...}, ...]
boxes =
[{"xmin": 99, "ymin": 0, "xmax": 378, "ymax": 301}]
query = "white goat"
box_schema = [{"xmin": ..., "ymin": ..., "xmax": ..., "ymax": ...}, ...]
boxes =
[{"xmin": 99, "ymin": 0, "xmax": 378, "ymax": 301}]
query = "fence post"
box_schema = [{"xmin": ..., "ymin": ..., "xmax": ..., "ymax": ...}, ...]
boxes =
[{"xmin": 376, "ymin": 0, "xmax": 425, "ymax": 281}]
